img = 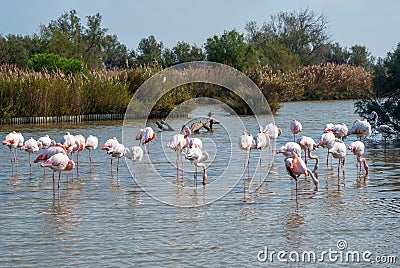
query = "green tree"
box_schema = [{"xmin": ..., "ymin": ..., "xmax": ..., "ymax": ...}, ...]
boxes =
[
  {"xmin": 205, "ymin": 29, "xmax": 258, "ymax": 71},
  {"xmin": 348, "ymin": 45, "xmax": 374, "ymax": 68},
  {"xmin": 248, "ymin": 9, "xmax": 331, "ymax": 66},
  {"xmin": 137, "ymin": 35, "xmax": 164, "ymax": 65},
  {"xmin": 324, "ymin": 42, "xmax": 350, "ymax": 64},
  {"xmin": 355, "ymin": 43, "xmax": 400, "ymax": 131},
  {"xmin": 172, "ymin": 41, "xmax": 205, "ymax": 64}
]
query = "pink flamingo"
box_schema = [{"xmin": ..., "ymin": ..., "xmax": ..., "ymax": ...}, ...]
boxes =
[
  {"xmin": 347, "ymin": 119, "xmax": 371, "ymax": 141},
  {"xmin": 167, "ymin": 125, "xmax": 202, "ymax": 177},
  {"xmin": 324, "ymin": 123, "xmax": 348, "ymax": 140},
  {"xmin": 296, "ymin": 136, "xmax": 319, "ymax": 171},
  {"xmin": 239, "ymin": 132, "xmax": 255, "ymax": 177},
  {"xmin": 74, "ymin": 134, "xmax": 86, "ymax": 166},
  {"xmin": 185, "ymin": 146, "xmax": 208, "ymax": 186},
  {"xmin": 60, "ymin": 132, "xmax": 79, "ymax": 158},
  {"xmin": 255, "ymin": 126, "xmax": 270, "ymax": 172},
  {"xmin": 124, "ymin": 146, "xmax": 143, "ymax": 180},
  {"xmin": 136, "ymin": 127, "xmax": 156, "ymax": 157},
  {"xmin": 3, "ymin": 131, "xmax": 24, "ymax": 164},
  {"xmin": 348, "ymin": 141, "xmax": 369, "ymax": 176},
  {"xmin": 85, "ymin": 135, "xmax": 98, "ymax": 169},
  {"xmin": 101, "ymin": 137, "xmax": 120, "ymax": 170},
  {"xmin": 20, "ymin": 137, "xmax": 40, "ymax": 173},
  {"xmin": 34, "ymin": 143, "xmax": 67, "ymax": 163},
  {"xmin": 285, "ymin": 154, "xmax": 318, "ymax": 188},
  {"xmin": 328, "ymin": 140, "xmax": 347, "ymax": 174},
  {"xmin": 264, "ymin": 123, "xmax": 281, "ymax": 152},
  {"xmin": 317, "ymin": 131, "xmax": 336, "ymax": 165},
  {"xmin": 40, "ymin": 152, "xmax": 75, "ymax": 192},
  {"xmin": 264, "ymin": 123, "xmax": 282, "ymax": 140},
  {"xmin": 106, "ymin": 142, "xmax": 125, "ymax": 178},
  {"xmin": 290, "ymin": 119, "xmax": 302, "ymax": 141},
  {"xmin": 276, "ymin": 142, "xmax": 301, "ymax": 157}
]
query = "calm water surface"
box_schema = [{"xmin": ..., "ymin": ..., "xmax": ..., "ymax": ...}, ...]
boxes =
[{"xmin": 0, "ymin": 100, "xmax": 399, "ymax": 267}]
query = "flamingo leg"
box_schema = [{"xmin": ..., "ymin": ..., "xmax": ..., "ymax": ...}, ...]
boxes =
[
  {"xmin": 89, "ymin": 151, "xmax": 92, "ymax": 170},
  {"xmin": 29, "ymin": 152, "xmax": 32, "ymax": 174}
]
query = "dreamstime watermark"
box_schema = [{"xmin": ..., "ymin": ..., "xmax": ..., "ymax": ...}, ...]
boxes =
[
  {"xmin": 122, "ymin": 61, "xmax": 275, "ymax": 207},
  {"xmin": 257, "ymin": 239, "xmax": 397, "ymax": 264}
]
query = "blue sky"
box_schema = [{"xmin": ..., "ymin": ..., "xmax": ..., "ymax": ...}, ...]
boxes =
[{"xmin": 1, "ymin": 0, "xmax": 399, "ymax": 58}]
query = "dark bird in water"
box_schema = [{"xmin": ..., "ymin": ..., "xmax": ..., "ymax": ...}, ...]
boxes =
[
  {"xmin": 371, "ymin": 111, "xmax": 397, "ymax": 150},
  {"xmin": 156, "ymin": 120, "xmax": 174, "ymax": 131}
]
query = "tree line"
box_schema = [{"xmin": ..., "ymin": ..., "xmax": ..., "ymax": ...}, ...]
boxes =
[{"xmin": 0, "ymin": 9, "xmax": 399, "ymax": 124}]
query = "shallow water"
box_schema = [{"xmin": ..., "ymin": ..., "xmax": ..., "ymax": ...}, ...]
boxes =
[{"xmin": 0, "ymin": 100, "xmax": 399, "ymax": 267}]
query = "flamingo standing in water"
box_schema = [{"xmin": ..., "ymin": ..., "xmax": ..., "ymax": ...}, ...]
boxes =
[
  {"xmin": 239, "ymin": 132, "xmax": 255, "ymax": 177},
  {"xmin": 34, "ymin": 143, "xmax": 67, "ymax": 163},
  {"xmin": 185, "ymin": 146, "xmax": 209, "ymax": 186},
  {"xmin": 136, "ymin": 127, "xmax": 156, "ymax": 157},
  {"xmin": 101, "ymin": 137, "xmax": 120, "ymax": 170},
  {"xmin": 85, "ymin": 135, "xmax": 98, "ymax": 169},
  {"xmin": 347, "ymin": 119, "xmax": 371, "ymax": 141},
  {"xmin": 285, "ymin": 154, "xmax": 318, "ymax": 188},
  {"xmin": 290, "ymin": 119, "xmax": 302, "ymax": 141},
  {"xmin": 124, "ymin": 146, "xmax": 143, "ymax": 180},
  {"xmin": 296, "ymin": 136, "xmax": 319, "ymax": 172},
  {"xmin": 348, "ymin": 141, "xmax": 369, "ymax": 176},
  {"xmin": 254, "ymin": 126, "xmax": 270, "ymax": 173},
  {"xmin": 106, "ymin": 142, "xmax": 125, "ymax": 178},
  {"xmin": 264, "ymin": 123, "xmax": 282, "ymax": 149},
  {"xmin": 37, "ymin": 135, "xmax": 54, "ymax": 150},
  {"xmin": 40, "ymin": 152, "xmax": 75, "ymax": 192},
  {"xmin": 167, "ymin": 125, "xmax": 202, "ymax": 177},
  {"xmin": 325, "ymin": 123, "xmax": 348, "ymax": 140},
  {"xmin": 371, "ymin": 111, "xmax": 397, "ymax": 150},
  {"xmin": 317, "ymin": 131, "xmax": 336, "ymax": 165},
  {"xmin": 328, "ymin": 140, "xmax": 347, "ymax": 174},
  {"xmin": 74, "ymin": 134, "xmax": 86, "ymax": 167},
  {"xmin": 60, "ymin": 132, "xmax": 79, "ymax": 159},
  {"xmin": 276, "ymin": 142, "xmax": 301, "ymax": 157},
  {"xmin": 3, "ymin": 131, "xmax": 24, "ymax": 164},
  {"xmin": 20, "ymin": 137, "xmax": 40, "ymax": 173}
]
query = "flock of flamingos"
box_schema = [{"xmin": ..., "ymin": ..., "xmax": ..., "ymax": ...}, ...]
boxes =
[{"xmin": 2, "ymin": 110, "xmax": 397, "ymax": 193}]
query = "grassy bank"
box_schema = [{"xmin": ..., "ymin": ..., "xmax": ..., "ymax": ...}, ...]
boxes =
[{"xmin": 0, "ymin": 63, "xmax": 373, "ymax": 120}]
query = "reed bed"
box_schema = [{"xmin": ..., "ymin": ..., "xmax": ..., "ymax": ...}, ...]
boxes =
[{"xmin": 0, "ymin": 62, "xmax": 373, "ymax": 121}]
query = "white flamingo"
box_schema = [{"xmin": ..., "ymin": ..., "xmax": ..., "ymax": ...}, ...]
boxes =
[
  {"xmin": 290, "ymin": 119, "xmax": 302, "ymax": 141},
  {"xmin": 296, "ymin": 136, "xmax": 319, "ymax": 171},
  {"xmin": 185, "ymin": 146, "xmax": 209, "ymax": 186},
  {"xmin": 317, "ymin": 131, "xmax": 336, "ymax": 165},
  {"xmin": 101, "ymin": 137, "xmax": 120, "ymax": 171},
  {"xmin": 85, "ymin": 135, "xmax": 98, "ymax": 168},
  {"xmin": 106, "ymin": 142, "xmax": 125, "ymax": 177},
  {"xmin": 348, "ymin": 141, "xmax": 369, "ymax": 176},
  {"xmin": 328, "ymin": 140, "xmax": 347, "ymax": 173},
  {"xmin": 124, "ymin": 146, "xmax": 144, "ymax": 180},
  {"xmin": 264, "ymin": 123, "xmax": 282, "ymax": 141},
  {"xmin": 3, "ymin": 131, "xmax": 24, "ymax": 164},
  {"xmin": 325, "ymin": 123, "xmax": 348, "ymax": 140},
  {"xmin": 276, "ymin": 142, "xmax": 301, "ymax": 157},
  {"xmin": 239, "ymin": 132, "xmax": 255, "ymax": 177},
  {"xmin": 37, "ymin": 135, "xmax": 54, "ymax": 150},
  {"xmin": 347, "ymin": 119, "xmax": 371, "ymax": 141},
  {"xmin": 20, "ymin": 137, "xmax": 40, "ymax": 173}
]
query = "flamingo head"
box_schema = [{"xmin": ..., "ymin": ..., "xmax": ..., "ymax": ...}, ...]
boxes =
[
  {"xmin": 65, "ymin": 160, "xmax": 75, "ymax": 170},
  {"xmin": 101, "ymin": 144, "xmax": 110, "ymax": 151},
  {"xmin": 3, "ymin": 139, "xmax": 14, "ymax": 145}
]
